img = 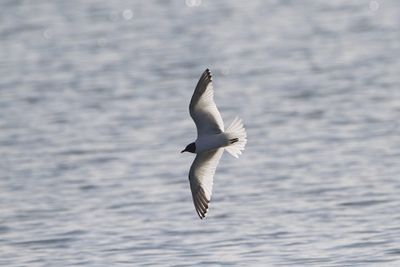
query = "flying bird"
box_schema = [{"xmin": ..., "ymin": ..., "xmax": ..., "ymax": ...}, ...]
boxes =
[{"xmin": 181, "ymin": 69, "xmax": 247, "ymax": 219}]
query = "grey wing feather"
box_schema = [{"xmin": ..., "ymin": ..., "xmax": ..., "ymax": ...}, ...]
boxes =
[
  {"xmin": 189, "ymin": 148, "xmax": 224, "ymax": 219},
  {"xmin": 189, "ymin": 69, "xmax": 224, "ymax": 137}
]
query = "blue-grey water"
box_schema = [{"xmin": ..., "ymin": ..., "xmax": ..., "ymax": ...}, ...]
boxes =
[{"xmin": 1, "ymin": 1, "xmax": 400, "ymax": 266}]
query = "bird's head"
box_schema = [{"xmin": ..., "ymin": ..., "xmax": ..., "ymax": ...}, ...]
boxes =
[{"xmin": 181, "ymin": 142, "xmax": 196, "ymax": 153}]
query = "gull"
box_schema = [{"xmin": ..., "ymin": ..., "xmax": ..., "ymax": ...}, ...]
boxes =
[{"xmin": 181, "ymin": 69, "xmax": 247, "ymax": 219}]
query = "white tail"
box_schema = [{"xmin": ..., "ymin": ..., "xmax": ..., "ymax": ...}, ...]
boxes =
[{"xmin": 225, "ymin": 117, "xmax": 247, "ymax": 158}]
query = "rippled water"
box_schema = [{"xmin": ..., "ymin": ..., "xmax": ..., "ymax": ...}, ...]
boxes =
[{"xmin": 1, "ymin": 0, "xmax": 400, "ymax": 266}]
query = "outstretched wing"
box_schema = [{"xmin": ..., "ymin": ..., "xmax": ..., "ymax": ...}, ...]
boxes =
[
  {"xmin": 189, "ymin": 69, "xmax": 224, "ymax": 137},
  {"xmin": 189, "ymin": 148, "xmax": 224, "ymax": 219}
]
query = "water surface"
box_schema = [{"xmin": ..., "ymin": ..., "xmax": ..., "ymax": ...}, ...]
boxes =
[{"xmin": 1, "ymin": 0, "xmax": 400, "ymax": 266}]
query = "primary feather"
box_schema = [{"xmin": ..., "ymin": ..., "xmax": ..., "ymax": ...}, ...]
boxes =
[
  {"xmin": 189, "ymin": 148, "xmax": 224, "ymax": 219},
  {"xmin": 189, "ymin": 69, "xmax": 224, "ymax": 137}
]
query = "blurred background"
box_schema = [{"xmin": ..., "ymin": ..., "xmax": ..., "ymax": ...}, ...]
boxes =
[{"xmin": 1, "ymin": 0, "xmax": 399, "ymax": 266}]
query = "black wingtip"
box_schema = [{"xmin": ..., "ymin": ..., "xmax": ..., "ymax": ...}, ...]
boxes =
[
  {"xmin": 198, "ymin": 212, "xmax": 206, "ymax": 220},
  {"xmin": 204, "ymin": 68, "xmax": 212, "ymax": 81}
]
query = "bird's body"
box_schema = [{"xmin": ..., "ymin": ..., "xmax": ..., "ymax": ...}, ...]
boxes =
[
  {"xmin": 181, "ymin": 69, "xmax": 247, "ymax": 219},
  {"xmin": 195, "ymin": 133, "xmax": 230, "ymax": 153}
]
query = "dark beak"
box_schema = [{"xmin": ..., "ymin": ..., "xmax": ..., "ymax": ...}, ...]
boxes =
[{"xmin": 181, "ymin": 149, "xmax": 186, "ymax": 153}]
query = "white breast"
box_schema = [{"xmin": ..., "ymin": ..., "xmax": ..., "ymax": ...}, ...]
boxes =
[{"xmin": 195, "ymin": 133, "xmax": 229, "ymax": 153}]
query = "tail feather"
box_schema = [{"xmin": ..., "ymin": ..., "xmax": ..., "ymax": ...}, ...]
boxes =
[{"xmin": 225, "ymin": 117, "xmax": 247, "ymax": 158}]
